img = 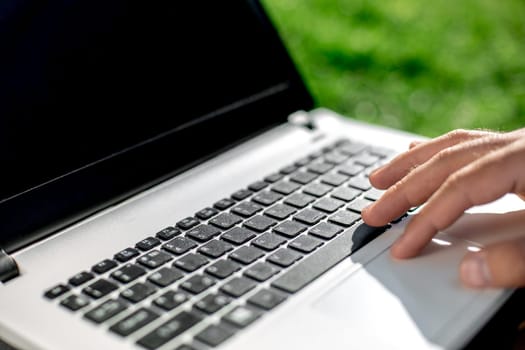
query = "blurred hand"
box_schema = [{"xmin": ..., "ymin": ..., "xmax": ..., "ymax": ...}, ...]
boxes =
[{"xmin": 361, "ymin": 128, "xmax": 525, "ymax": 288}]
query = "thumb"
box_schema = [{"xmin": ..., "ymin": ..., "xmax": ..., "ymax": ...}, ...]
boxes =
[{"xmin": 460, "ymin": 238, "xmax": 525, "ymax": 288}]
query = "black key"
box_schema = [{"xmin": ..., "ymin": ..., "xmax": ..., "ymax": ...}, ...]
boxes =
[
  {"xmin": 137, "ymin": 311, "xmax": 202, "ymax": 350},
  {"xmin": 347, "ymin": 197, "xmax": 374, "ymax": 213},
  {"xmin": 252, "ymin": 191, "xmax": 282, "ymax": 206},
  {"xmin": 338, "ymin": 163, "xmax": 365, "ymax": 177},
  {"xmin": 111, "ymin": 264, "xmax": 147, "ymax": 284},
  {"xmin": 267, "ymin": 248, "xmax": 302, "ymax": 267},
  {"xmin": 181, "ymin": 275, "xmax": 216, "ymax": 294},
  {"xmin": 293, "ymin": 208, "xmax": 326, "ymax": 225},
  {"xmin": 187, "ymin": 224, "xmax": 221, "ymax": 242},
  {"xmin": 329, "ymin": 210, "xmax": 360, "ymax": 227},
  {"xmin": 92, "ymin": 259, "xmax": 118, "ymax": 274},
  {"xmin": 205, "ymin": 259, "xmax": 241, "ymax": 279},
  {"xmin": 195, "ymin": 207, "xmax": 219, "ymax": 220},
  {"xmin": 352, "ymin": 153, "xmax": 381, "ymax": 167},
  {"xmin": 221, "ymin": 227, "xmax": 256, "ymax": 245},
  {"xmin": 244, "ymin": 215, "xmax": 277, "ymax": 232},
  {"xmin": 231, "ymin": 201, "xmax": 263, "ymax": 218},
  {"xmin": 173, "ymin": 253, "xmax": 209, "ymax": 272},
  {"xmin": 248, "ymin": 181, "xmax": 268, "ymax": 192},
  {"xmin": 350, "ymin": 222, "xmax": 390, "ymax": 252},
  {"xmin": 198, "ymin": 240, "xmax": 234, "ymax": 258},
  {"xmin": 334, "ymin": 138, "xmax": 351, "ymax": 147},
  {"xmin": 308, "ymin": 150, "xmax": 323, "ymax": 159},
  {"xmin": 156, "ymin": 226, "xmax": 181, "ymax": 241},
  {"xmin": 313, "ymin": 197, "xmax": 345, "ymax": 213},
  {"xmin": 231, "ymin": 189, "xmax": 253, "ymax": 201},
  {"xmin": 209, "ymin": 212, "xmax": 243, "ymax": 230},
  {"xmin": 137, "ymin": 250, "xmax": 173, "ymax": 269},
  {"xmin": 220, "ymin": 277, "xmax": 257, "ymax": 298},
  {"xmin": 195, "ymin": 324, "xmax": 235, "ymax": 347},
  {"xmin": 347, "ymin": 176, "xmax": 372, "ymax": 191},
  {"xmin": 273, "ymin": 220, "xmax": 307, "ymax": 238},
  {"xmin": 252, "ymin": 233, "xmax": 286, "ymax": 251},
  {"xmin": 244, "ymin": 262, "xmax": 280, "ymax": 282},
  {"xmin": 147, "ymin": 267, "xmax": 184, "ymax": 287},
  {"xmin": 309, "ymin": 222, "xmax": 343, "ymax": 240},
  {"xmin": 229, "ymin": 246, "xmax": 264, "ymax": 265},
  {"xmin": 320, "ymin": 173, "xmax": 349, "ymax": 187},
  {"xmin": 339, "ymin": 142, "xmax": 367, "ymax": 155},
  {"xmin": 195, "ymin": 293, "xmax": 232, "ymax": 314},
  {"xmin": 323, "ymin": 152, "xmax": 348, "ymax": 165},
  {"xmin": 84, "ymin": 299, "xmax": 127, "ymax": 324},
  {"xmin": 60, "ymin": 294, "xmax": 90, "ymax": 311},
  {"xmin": 322, "ymin": 145, "xmax": 335, "ymax": 153},
  {"xmin": 289, "ymin": 235, "xmax": 323, "ymax": 253},
  {"xmin": 303, "ymin": 183, "xmax": 332, "ymax": 197},
  {"xmin": 162, "ymin": 237, "xmax": 198, "ymax": 255},
  {"xmin": 271, "ymin": 222, "xmax": 375, "ymax": 293},
  {"xmin": 289, "ymin": 171, "xmax": 317, "ymax": 185},
  {"xmin": 284, "ymin": 193, "xmax": 315, "ymax": 208},
  {"xmin": 110, "ymin": 308, "xmax": 159, "ymax": 337},
  {"xmin": 153, "ymin": 290, "xmax": 189, "ymax": 311},
  {"xmin": 82, "ymin": 279, "xmax": 118, "ymax": 299},
  {"xmin": 114, "ymin": 247, "xmax": 140, "ymax": 262},
  {"xmin": 280, "ymin": 164, "xmax": 298, "ymax": 174},
  {"xmin": 263, "ymin": 173, "xmax": 284, "ymax": 183},
  {"xmin": 364, "ymin": 188, "xmax": 385, "ymax": 201},
  {"xmin": 264, "ymin": 204, "xmax": 297, "ymax": 220},
  {"xmin": 271, "ymin": 181, "xmax": 300, "ymax": 195},
  {"xmin": 307, "ymin": 162, "xmax": 334, "ymax": 174},
  {"xmin": 294, "ymin": 156, "xmax": 312, "ymax": 167},
  {"xmin": 247, "ymin": 289, "xmax": 287, "ymax": 310},
  {"xmin": 136, "ymin": 237, "xmax": 161, "ymax": 251},
  {"xmin": 331, "ymin": 187, "xmax": 361, "ymax": 202},
  {"xmin": 120, "ymin": 282, "xmax": 157, "ymax": 303},
  {"xmin": 44, "ymin": 284, "xmax": 70, "ymax": 299},
  {"xmin": 176, "ymin": 345, "xmax": 196, "ymax": 350},
  {"xmin": 214, "ymin": 198, "xmax": 236, "ymax": 211},
  {"xmin": 223, "ymin": 306, "xmax": 263, "ymax": 328},
  {"xmin": 177, "ymin": 217, "xmax": 200, "ymax": 230},
  {"xmin": 68, "ymin": 271, "xmax": 95, "ymax": 287},
  {"xmin": 369, "ymin": 145, "xmax": 396, "ymax": 158}
]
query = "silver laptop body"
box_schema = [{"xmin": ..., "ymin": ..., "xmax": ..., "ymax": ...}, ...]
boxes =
[{"xmin": 0, "ymin": 1, "xmax": 520, "ymax": 349}]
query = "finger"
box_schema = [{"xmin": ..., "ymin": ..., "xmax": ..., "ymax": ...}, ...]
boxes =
[
  {"xmin": 460, "ymin": 238, "xmax": 525, "ymax": 288},
  {"xmin": 391, "ymin": 139, "xmax": 525, "ymax": 258},
  {"xmin": 409, "ymin": 140, "xmax": 424, "ymax": 149},
  {"xmin": 370, "ymin": 129, "xmax": 492, "ymax": 190},
  {"xmin": 362, "ymin": 135, "xmax": 512, "ymax": 226}
]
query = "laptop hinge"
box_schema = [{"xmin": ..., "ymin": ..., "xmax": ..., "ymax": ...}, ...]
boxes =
[
  {"xmin": 0, "ymin": 249, "xmax": 19, "ymax": 283},
  {"xmin": 288, "ymin": 110, "xmax": 317, "ymax": 130}
]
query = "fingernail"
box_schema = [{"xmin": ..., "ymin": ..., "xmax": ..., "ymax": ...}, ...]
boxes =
[{"xmin": 461, "ymin": 253, "xmax": 491, "ymax": 288}]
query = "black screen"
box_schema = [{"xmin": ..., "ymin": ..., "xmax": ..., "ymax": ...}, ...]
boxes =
[{"xmin": 0, "ymin": 0, "xmax": 312, "ymax": 252}]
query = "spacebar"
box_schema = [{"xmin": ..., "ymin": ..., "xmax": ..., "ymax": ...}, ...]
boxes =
[{"xmin": 271, "ymin": 221, "xmax": 386, "ymax": 293}]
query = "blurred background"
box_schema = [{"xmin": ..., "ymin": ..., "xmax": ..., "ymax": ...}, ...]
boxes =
[{"xmin": 262, "ymin": 0, "xmax": 525, "ymax": 137}]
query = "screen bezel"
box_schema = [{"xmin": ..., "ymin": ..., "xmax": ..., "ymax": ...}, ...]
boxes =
[{"xmin": 0, "ymin": 0, "xmax": 314, "ymax": 253}]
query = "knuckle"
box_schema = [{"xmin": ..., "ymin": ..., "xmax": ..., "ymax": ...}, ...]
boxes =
[
  {"xmin": 447, "ymin": 129, "xmax": 471, "ymax": 141},
  {"xmin": 433, "ymin": 147, "xmax": 456, "ymax": 163}
]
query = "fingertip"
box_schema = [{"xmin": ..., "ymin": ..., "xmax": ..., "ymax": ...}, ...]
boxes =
[
  {"xmin": 459, "ymin": 251, "xmax": 491, "ymax": 288},
  {"xmin": 361, "ymin": 204, "xmax": 389, "ymax": 227},
  {"xmin": 368, "ymin": 169, "xmax": 390, "ymax": 190},
  {"xmin": 390, "ymin": 241, "xmax": 409, "ymax": 259}
]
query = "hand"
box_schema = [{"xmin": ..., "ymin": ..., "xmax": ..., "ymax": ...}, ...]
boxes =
[{"xmin": 361, "ymin": 128, "xmax": 525, "ymax": 288}]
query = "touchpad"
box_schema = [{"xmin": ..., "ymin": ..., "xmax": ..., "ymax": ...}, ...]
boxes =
[{"xmin": 312, "ymin": 234, "xmax": 484, "ymax": 348}]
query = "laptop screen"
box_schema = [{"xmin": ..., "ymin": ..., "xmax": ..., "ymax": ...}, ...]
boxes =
[{"xmin": 0, "ymin": 1, "xmax": 312, "ymax": 252}]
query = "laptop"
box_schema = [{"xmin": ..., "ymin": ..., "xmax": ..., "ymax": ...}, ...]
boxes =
[{"xmin": 0, "ymin": 1, "xmax": 522, "ymax": 349}]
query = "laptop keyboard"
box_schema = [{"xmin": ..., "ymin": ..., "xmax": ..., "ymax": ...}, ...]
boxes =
[{"xmin": 43, "ymin": 138, "xmax": 401, "ymax": 349}]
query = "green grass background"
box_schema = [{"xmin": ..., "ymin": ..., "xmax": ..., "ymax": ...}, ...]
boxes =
[{"xmin": 262, "ymin": 0, "xmax": 525, "ymax": 137}]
